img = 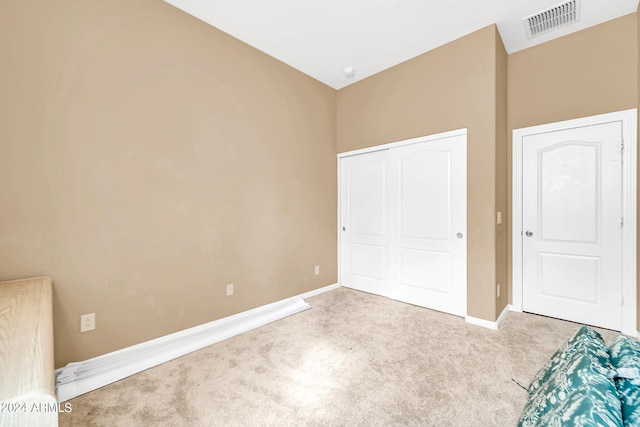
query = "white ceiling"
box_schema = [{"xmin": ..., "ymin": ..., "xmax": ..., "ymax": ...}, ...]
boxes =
[{"xmin": 163, "ymin": 0, "xmax": 639, "ymax": 89}]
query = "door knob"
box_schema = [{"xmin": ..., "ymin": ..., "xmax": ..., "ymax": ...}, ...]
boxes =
[
  {"xmin": 342, "ymin": 227, "xmax": 346, "ymax": 231},
  {"xmin": 525, "ymin": 231, "xmax": 533, "ymax": 237},
  {"xmin": 456, "ymin": 233, "xmax": 463, "ymax": 239}
]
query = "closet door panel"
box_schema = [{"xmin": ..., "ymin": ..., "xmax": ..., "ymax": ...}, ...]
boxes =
[
  {"xmin": 389, "ymin": 135, "xmax": 467, "ymax": 316},
  {"xmin": 339, "ymin": 150, "xmax": 389, "ymax": 296}
]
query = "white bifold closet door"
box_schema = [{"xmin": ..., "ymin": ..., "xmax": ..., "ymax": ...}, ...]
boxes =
[{"xmin": 340, "ymin": 132, "xmax": 467, "ymax": 317}]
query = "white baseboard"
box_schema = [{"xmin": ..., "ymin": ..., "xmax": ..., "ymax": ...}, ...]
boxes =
[
  {"xmin": 299, "ymin": 283, "xmax": 340, "ymax": 299},
  {"xmin": 509, "ymin": 303, "xmax": 522, "ymax": 313},
  {"xmin": 55, "ymin": 283, "xmax": 339, "ymax": 402},
  {"xmin": 465, "ymin": 304, "xmax": 511, "ymax": 331}
]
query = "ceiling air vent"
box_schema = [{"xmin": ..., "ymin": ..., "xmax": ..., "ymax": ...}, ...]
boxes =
[{"xmin": 523, "ymin": 0, "xmax": 580, "ymax": 39}]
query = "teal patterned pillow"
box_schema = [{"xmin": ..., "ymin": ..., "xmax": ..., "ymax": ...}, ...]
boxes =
[
  {"xmin": 527, "ymin": 325, "xmax": 609, "ymax": 397},
  {"xmin": 518, "ymin": 326, "xmax": 618, "ymax": 427},
  {"xmin": 610, "ymin": 335, "xmax": 640, "ymax": 426},
  {"xmin": 536, "ymin": 382, "xmax": 623, "ymax": 427}
]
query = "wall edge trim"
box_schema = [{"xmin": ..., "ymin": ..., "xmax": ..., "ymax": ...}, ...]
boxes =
[{"xmin": 337, "ymin": 128, "xmax": 468, "ymax": 158}]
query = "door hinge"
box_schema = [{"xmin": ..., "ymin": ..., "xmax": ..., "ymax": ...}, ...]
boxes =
[
  {"xmin": 621, "ymin": 217, "xmax": 624, "ymax": 228},
  {"xmin": 621, "ymin": 295, "xmax": 625, "ymax": 306}
]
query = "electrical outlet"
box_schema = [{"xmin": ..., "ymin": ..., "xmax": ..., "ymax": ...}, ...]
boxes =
[
  {"xmin": 226, "ymin": 283, "xmax": 234, "ymax": 296},
  {"xmin": 497, "ymin": 212, "xmax": 502, "ymax": 225},
  {"xmin": 80, "ymin": 313, "xmax": 95, "ymax": 333},
  {"xmin": 314, "ymin": 265, "xmax": 320, "ymax": 276},
  {"xmin": 497, "ymin": 284, "xmax": 501, "ymax": 299}
]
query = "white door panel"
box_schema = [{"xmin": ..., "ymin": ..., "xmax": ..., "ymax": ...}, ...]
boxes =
[
  {"xmin": 349, "ymin": 162, "xmax": 386, "ymax": 237},
  {"xmin": 522, "ymin": 122, "xmax": 622, "ymax": 330},
  {"xmin": 537, "ymin": 253, "xmax": 599, "ymax": 302},
  {"xmin": 340, "ymin": 150, "xmax": 389, "ymax": 296},
  {"xmin": 399, "ymin": 150, "xmax": 451, "ymax": 241},
  {"xmin": 389, "ymin": 136, "xmax": 467, "ymax": 316},
  {"xmin": 400, "ymin": 249, "xmax": 451, "ymax": 294},
  {"xmin": 349, "ymin": 243, "xmax": 386, "ymax": 280}
]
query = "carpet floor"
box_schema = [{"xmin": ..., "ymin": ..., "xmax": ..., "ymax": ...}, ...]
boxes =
[{"xmin": 58, "ymin": 287, "xmax": 619, "ymax": 426}]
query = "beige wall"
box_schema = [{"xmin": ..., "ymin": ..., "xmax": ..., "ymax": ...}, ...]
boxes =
[
  {"xmin": 509, "ymin": 14, "xmax": 637, "ymax": 131},
  {"xmin": 2, "ymin": 1, "xmax": 639, "ymax": 368},
  {"xmin": 495, "ymin": 29, "xmax": 509, "ymax": 319},
  {"xmin": 337, "ymin": 26, "xmax": 505, "ymax": 322},
  {"xmin": 507, "ymin": 14, "xmax": 638, "ymax": 311},
  {"xmin": 0, "ymin": 0, "xmax": 337, "ymax": 367}
]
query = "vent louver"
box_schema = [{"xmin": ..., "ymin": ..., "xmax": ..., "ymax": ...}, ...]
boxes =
[{"xmin": 523, "ymin": 0, "xmax": 580, "ymax": 38}]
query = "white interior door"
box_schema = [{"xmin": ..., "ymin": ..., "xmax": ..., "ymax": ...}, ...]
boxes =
[
  {"xmin": 522, "ymin": 122, "xmax": 623, "ymax": 330},
  {"xmin": 340, "ymin": 150, "xmax": 389, "ymax": 296},
  {"xmin": 389, "ymin": 135, "xmax": 467, "ymax": 316}
]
